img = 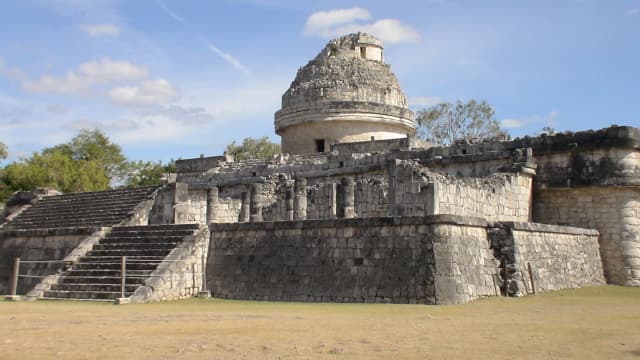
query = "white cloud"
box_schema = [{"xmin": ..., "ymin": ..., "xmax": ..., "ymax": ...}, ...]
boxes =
[
  {"xmin": 207, "ymin": 45, "xmax": 250, "ymax": 75},
  {"xmin": 143, "ymin": 105, "xmax": 215, "ymax": 125},
  {"xmin": 81, "ymin": 24, "xmax": 121, "ymax": 37},
  {"xmin": 331, "ymin": 19, "xmax": 421, "ymax": 44},
  {"xmin": 628, "ymin": 8, "xmax": 639, "ymax": 15},
  {"xmin": 107, "ymin": 79, "xmax": 179, "ymax": 106},
  {"xmin": 63, "ymin": 118, "xmax": 139, "ymax": 131},
  {"xmin": 500, "ymin": 118, "xmax": 525, "ymax": 128},
  {"xmin": 303, "ymin": 7, "xmax": 420, "ymax": 44},
  {"xmin": 60, "ymin": 104, "xmax": 216, "ymax": 145},
  {"xmin": 500, "ymin": 111, "xmax": 559, "ymax": 129},
  {"xmin": 408, "ymin": 96, "xmax": 443, "ymax": 107},
  {"xmin": 304, "ymin": 7, "xmax": 371, "ymax": 36},
  {"xmin": 22, "ymin": 58, "xmax": 148, "ymax": 94}
]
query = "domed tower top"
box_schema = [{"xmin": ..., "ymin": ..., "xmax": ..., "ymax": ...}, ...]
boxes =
[{"xmin": 275, "ymin": 33, "xmax": 416, "ymax": 155}]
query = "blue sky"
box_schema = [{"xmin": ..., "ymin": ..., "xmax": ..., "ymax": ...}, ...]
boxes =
[{"xmin": 0, "ymin": 0, "xmax": 638, "ymax": 163}]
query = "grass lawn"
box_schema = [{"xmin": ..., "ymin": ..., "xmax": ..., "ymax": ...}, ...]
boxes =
[{"xmin": 0, "ymin": 286, "xmax": 639, "ymax": 359}]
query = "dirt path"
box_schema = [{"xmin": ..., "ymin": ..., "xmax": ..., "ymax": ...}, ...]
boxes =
[{"xmin": 1, "ymin": 286, "xmax": 639, "ymax": 359}]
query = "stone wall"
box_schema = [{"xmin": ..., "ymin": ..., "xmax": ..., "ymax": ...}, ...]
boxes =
[
  {"xmin": 0, "ymin": 227, "xmax": 98, "ymax": 294},
  {"xmin": 131, "ymin": 226, "xmax": 209, "ymax": 302},
  {"xmin": 185, "ymin": 190, "xmax": 207, "ymax": 224},
  {"xmin": 490, "ymin": 222, "xmax": 605, "ymax": 295},
  {"xmin": 435, "ymin": 173, "xmax": 532, "ymax": 222},
  {"xmin": 183, "ymin": 156, "xmax": 531, "ymax": 225},
  {"xmin": 534, "ymin": 187, "xmax": 640, "ymax": 286},
  {"xmin": 216, "ymin": 186, "xmax": 243, "ymax": 223},
  {"xmin": 121, "ymin": 188, "xmax": 161, "ymax": 226},
  {"xmin": 208, "ymin": 215, "xmax": 497, "ymax": 305}
]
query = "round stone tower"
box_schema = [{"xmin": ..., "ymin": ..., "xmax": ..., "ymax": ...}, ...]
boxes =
[{"xmin": 274, "ymin": 33, "xmax": 416, "ymax": 155}]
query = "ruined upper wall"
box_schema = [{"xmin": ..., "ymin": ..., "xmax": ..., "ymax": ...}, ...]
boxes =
[{"xmin": 280, "ymin": 33, "xmax": 407, "ymax": 109}]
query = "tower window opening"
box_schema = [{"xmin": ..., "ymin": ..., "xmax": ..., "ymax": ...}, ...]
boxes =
[
  {"xmin": 315, "ymin": 139, "xmax": 325, "ymax": 153},
  {"xmin": 360, "ymin": 47, "xmax": 366, "ymax": 58}
]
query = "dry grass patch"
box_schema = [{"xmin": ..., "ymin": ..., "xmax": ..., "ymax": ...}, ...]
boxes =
[{"xmin": 1, "ymin": 286, "xmax": 639, "ymax": 359}]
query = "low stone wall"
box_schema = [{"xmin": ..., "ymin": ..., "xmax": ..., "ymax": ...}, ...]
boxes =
[
  {"xmin": 208, "ymin": 215, "xmax": 497, "ymax": 305},
  {"xmin": 491, "ymin": 222, "xmax": 605, "ymax": 295},
  {"xmin": 131, "ymin": 226, "xmax": 209, "ymax": 302},
  {"xmin": 26, "ymin": 227, "xmax": 110, "ymax": 299},
  {"xmin": 0, "ymin": 227, "xmax": 98, "ymax": 294}
]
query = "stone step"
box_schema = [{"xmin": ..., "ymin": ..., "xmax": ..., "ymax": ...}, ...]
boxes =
[
  {"xmin": 36, "ymin": 186, "xmax": 157, "ymax": 203},
  {"xmin": 106, "ymin": 230, "xmax": 198, "ymax": 238},
  {"xmin": 62, "ymin": 269, "xmax": 152, "ymax": 278},
  {"xmin": 22, "ymin": 199, "xmax": 144, "ymax": 212},
  {"xmin": 50, "ymin": 283, "xmax": 141, "ymax": 293},
  {"xmin": 79, "ymin": 255, "xmax": 166, "ymax": 262},
  {"xmin": 86, "ymin": 249, "xmax": 174, "ymax": 257},
  {"xmin": 111, "ymin": 224, "xmax": 200, "ymax": 232},
  {"xmin": 100, "ymin": 235, "xmax": 186, "ymax": 244},
  {"xmin": 15, "ymin": 209, "xmax": 136, "ymax": 220},
  {"xmin": 73, "ymin": 262, "xmax": 159, "ymax": 271},
  {"xmin": 37, "ymin": 192, "xmax": 151, "ymax": 203},
  {"xmin": 86, "ymin": 248, "xmax": 173, "ymax": 257},
  {"xmin": 43, "ymin": 289, "xmax": 133, "ymax": 300},
  {"xmin": 58, "ymin": 275, "xmax": 147, "ymax": 285},
  {"xmin": 7, "ymin": 219, "xmax": 124, "ymax": 229},
  {"xmin": 48, "ymin": 272, "xmax": 143, "ymax": 284},
  {"xmin": 10, "ymin": 214, "xmax": 127, "ymax": 225},
  {"xmin": 38, "ymin": 297, "xmax": 115, "ymax": 302},
  {"xmin": 92, "ymin": 242, "xmax": 179, "ymax": 251},
  {"xmin": 27, "ymin": 202, "xmax": 146, "ymax": 216}
]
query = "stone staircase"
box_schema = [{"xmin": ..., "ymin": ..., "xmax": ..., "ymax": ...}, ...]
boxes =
[
  {"xmin": 3, "ymin": 186, "xmax": 159, "ymax": 229},
  {"xmin": 42, "ymin": 224, "xmax": 200, "ymax": 301}
]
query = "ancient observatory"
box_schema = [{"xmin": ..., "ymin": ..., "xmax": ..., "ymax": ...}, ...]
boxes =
[
  {"xmin": 275, "ymin": 33, "xmax": 416, "ymax": 155},
  {"xmin": 1, "ymin": 33, "xmax": 639, "ymax": 304}
]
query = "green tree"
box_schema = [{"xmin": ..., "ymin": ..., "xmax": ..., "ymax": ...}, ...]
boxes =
[
  {"xmin": 416, "ymin": 100, "xmax": 509, "ymax": 145},
  {"xmin": 125, "ymin": 160, "xmax": 176, "ymax": 187},
  {"xmin": 1, "ymin": 148, "xmax": 109, "ymax": 197},
  {"xmin": 225, "ymin": 136, "xmax": 281, "ymax": 161},
  {"xmin": 0, "ymin": 129, "xmax": 126, "ymax": 201},
  {"xmin": 44, "ymin": 129, "xmax": 127, "ymax": 183},
  {"xmin": 541, "ymin": 126, "xmax": 557, "ymax": 135},
  {"xmin": 0, "ymin": 141, "xmax": 6, "ymax": 160}
]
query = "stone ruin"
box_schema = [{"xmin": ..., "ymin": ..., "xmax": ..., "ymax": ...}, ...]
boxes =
[{"xmin": 0, "ymin": 33, "xmax": 638, "ymax": 304}]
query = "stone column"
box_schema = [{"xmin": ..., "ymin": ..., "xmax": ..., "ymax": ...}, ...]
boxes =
[
  {"xmin": 250, "ymin": 183, "xmax": 263, "ymax": 222},
  {"xmin": 206, "ymin": 186, "xmax": 219, "ymax": 225},
  {"xmin": 329, "ymin": 182, "xmax": 337, "ymax": 219},
  {"xmin": 285, "ymin": 186, "xmax": 295, "ymax": 221},
  {"xmin": 339, "ymin": 177, "xmax": 355, "ymax": 219},
  {"xmin": 293, "ymin": 178, "xmax": 307, "ymax": 220},
  {"xmin": 239, "ymin": 191, "xmax": 250, "ymax": 222}
]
